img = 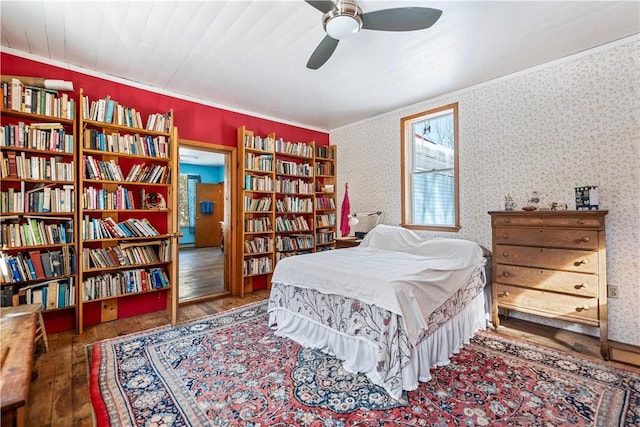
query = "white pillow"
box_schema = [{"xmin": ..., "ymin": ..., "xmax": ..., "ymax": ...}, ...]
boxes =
[{"xmin": 360, "ymin": 224, "xmax": 484, "ymax": 270}]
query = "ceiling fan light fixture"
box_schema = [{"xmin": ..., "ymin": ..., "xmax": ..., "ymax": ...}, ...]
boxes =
[{"xmin": 323, "ymin": 1, "xmax": 362, "ymax": 40}]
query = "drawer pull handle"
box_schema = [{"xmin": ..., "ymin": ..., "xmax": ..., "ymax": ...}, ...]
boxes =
[
  {"xmin": 502, "ymin": 271, "xmax": 510, "ymax": 277},
  {"xmin": 498, "ymin": 292, "xmax": 510, "ymax": 298},
  {"xmin": 504, "ymin": 218, "xmax": 511, "ymax": 223},
  {"xmin": 581, "ymin": 237, "xmax": 590, "ymax": 242},
  {"xmin": 502, "ymin": 251, "xmax": 509, "ymax": 257},
  {"xmin": 502, "ymin": 233, "xmax": 509, "ymax": 239},
  {"xmin": 575, "ymin": 283, "xmax": 588, "ymax": 289},
  {"xmin": 576, "ymin": 259, "xmax": 589, "ymax": 265},
  {"xmin": 578, "ymin": 219, "xmax": 587, "ymax": 224},
  {"xmin": 576, "ymin": 305, "xmax": 590, "ymax": 312}
]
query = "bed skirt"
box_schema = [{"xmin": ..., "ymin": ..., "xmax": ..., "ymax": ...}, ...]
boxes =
[{"xmin": 269, "ymin": 291, "xmax": 487, "ymax": 399}]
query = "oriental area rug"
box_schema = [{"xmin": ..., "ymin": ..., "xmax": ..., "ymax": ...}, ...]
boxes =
[{"xmin": 89, "ymin": 301, "xmax": 639, "ymax": 426}]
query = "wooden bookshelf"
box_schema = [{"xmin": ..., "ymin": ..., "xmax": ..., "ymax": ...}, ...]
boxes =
[
  {"xmin": 0, "ymin": 79, "xmax": 79, "ymax": 334},
  {"xmin": 274, "ymin": 138, "xmax": 316, "ymax": 263},
  {"xmin": 236, "ymin": 126, "xmax": 336, "ymax": 295},
  {"xmin": 77, "ymin": 89, "xmax": 178, "ymax": 333},
  {"xmin": 314, "ymin": 145, "xmax": 337, "ymax": 251},
  {"xmin": 237, "ymin": 126, "xmax": 276, "ymax": 296}
]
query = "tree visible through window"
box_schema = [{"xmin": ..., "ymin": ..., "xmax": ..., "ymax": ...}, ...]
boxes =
[{"xmin": 401, "ymin": 103, "xmax": 459, "ymax": 231}]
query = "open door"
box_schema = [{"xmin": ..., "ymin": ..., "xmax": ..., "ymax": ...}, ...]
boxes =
[
  {"xmin": 195, "ymin": 183, "xmax": 224, "ymax": 247},
  {"xmin": 178, "ymin": 139, "xmax": 235, "ymax": 302}
]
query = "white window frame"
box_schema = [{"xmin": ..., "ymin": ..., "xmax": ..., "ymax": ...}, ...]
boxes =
[{"xmin": 400, "ymin": 103, "xmax": 460, "ymax": 231}]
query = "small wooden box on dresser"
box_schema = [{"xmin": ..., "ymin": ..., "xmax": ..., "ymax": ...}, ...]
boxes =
[{"xmin": 489, "ymin": 210, "xmax": 609, "ymax": 358}]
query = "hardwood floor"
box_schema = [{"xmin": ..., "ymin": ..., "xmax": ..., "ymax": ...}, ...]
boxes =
[
  {"xmin": 178, "ymin": 246, "xmax": 226, "ymax": 301},
  {"xmin": 27, "ymin": 290, "xmax": 638, "ymax": 427}
]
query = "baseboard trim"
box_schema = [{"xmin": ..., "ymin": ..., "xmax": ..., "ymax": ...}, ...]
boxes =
[{"xmin": 609, "ymin": 340, "xmax": 640, "ymax": 367}]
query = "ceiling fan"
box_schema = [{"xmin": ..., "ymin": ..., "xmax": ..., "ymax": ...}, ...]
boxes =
[{"xmin": 305, "ymin": 0, "xmax": 443, "ymax": 69}]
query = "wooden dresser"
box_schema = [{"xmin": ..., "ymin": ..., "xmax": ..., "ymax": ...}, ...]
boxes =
[{"xmin": 489, "ymin": 210, "xmax": 608, "ymax": 358}]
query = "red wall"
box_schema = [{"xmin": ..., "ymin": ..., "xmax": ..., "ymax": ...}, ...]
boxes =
[
  {"xmin": 1, "ymin": 52, "xmax": 330, "ymax": 146},
  {"xmin": 2, "ymin": 52, "xmax": 329, "ymax": 329}
]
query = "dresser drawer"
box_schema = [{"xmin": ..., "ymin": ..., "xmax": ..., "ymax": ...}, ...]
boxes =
[
  {"xmin": 494, "ymin": 227, "xmax": 598, "ymax": 250},
  {"xmin": 491, "ymin": 214, "xmax": 604, "ymax": 228},
  {"xmin": 496, "ymin": 284, "xmax": 599, "ymax": 324},
  {"xmin": 495, "ymin": 264, "xmax": 598, "ymax": 297},
  {"xmin": 495, "ymin": 245, "xmax": 598, "ymax": 273}
]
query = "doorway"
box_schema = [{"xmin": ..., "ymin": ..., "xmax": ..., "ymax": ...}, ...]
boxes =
[{"xmin": 178, "ymin": 140, "xmax": 233, "ymax": 303}]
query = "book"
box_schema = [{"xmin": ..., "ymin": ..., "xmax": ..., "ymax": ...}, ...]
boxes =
[
  {"xmin": 138, "ymin": 270, "xmax": 147, "ymax": 291},
  {"xmin": 57, "ymin": 280, "xmax": 68, "ymax": 308},
  {"xmin": 68, "ymin": 279, "xmax": 75, "ymax": 306},
  {"xmin": 0, "ymin": 252, "xmax": 12, "ymax": 282},
  {"xmin": 84, "ymin": 129, "xmax": 98, "ymax": 149},
  {"xmin": 40, "ymin": 252, "xmax": 54, "ymax": 277},
  {"xmin": 10, "ymin": 77, "xmax": 23, "ymax": 111},
  {"xmin": 28, "ymin": 250, "xmax": 46, "ymax": 278},
  {"xmin": 2, "ymin": 81, "xmax": 8, "ymax": 109},
  {"xmin": 97, "ymin": 97, "xmax": 107, "ymax": 122},
  {"xmin": 8, "ymin": 256, "xmax": 22, "ymax": 281},
  {"xmin": 31, "ymin": 287, "xmax": 43, "ymax": 309},
  {"xmin": 26, "ymin": 258, "xmax": 37, "ymax": 279},
  {"xmin": 24, "ymin": 87, "xmax": 33, "ymax": 113},
  {"xmin": 61, "ymin": 93, "xmax": 68, "ymax": 119},
  {"xmin": 42, "ymin": 187, "xmax": 52, "ymax": 212},
  {"xmin": 104, "ymin": 247, "xmax": 119, "ymax": 267},
  {"xmin": 0, "ymin": 287, "xmax": 13, "ymax": 307},
  {"xmin": 6, "ymin": 151, "xmax": 18, "ymax": 178},
  {"xmin": 0, "ymin": 151, "xmax": 6, "ymax": 178},
  {"xmin": 105, "ymin": 99, "xmax": 116, "ymax": 124},
  {"xmin": 30, "ymin": 122, "xmax": 64, "ymax": 130},
  {"xmin": 50, "ymin": 250, "xmax": 62, "ymax": 276},
  {"xmin": 47, "ymin": 281, "xmax": 58, "ymax": 310}
]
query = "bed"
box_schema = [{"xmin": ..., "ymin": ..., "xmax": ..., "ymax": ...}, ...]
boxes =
[{"xmin": 267, "ymin": 224, "xmax": 491, "ymax": 400}]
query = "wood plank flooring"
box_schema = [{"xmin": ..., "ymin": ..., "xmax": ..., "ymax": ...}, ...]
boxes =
[
  {"xmin": 27, "ymin": 290, "xmax": 638, "ymax": 427},
  {"xmin": 178, "ymin": 246, "xmax": 226, "ymax": 301}
]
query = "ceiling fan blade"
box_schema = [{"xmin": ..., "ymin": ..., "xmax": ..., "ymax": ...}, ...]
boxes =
[
  {"xmin": 362, "ymin": 7, "xmax": 443, "ymax": 31},
  {"xmin": 304, "ymin": 0, "xmax": 335, "ymax": 14},
  {"xmin": 307, "ymin": 35, "xmax": 339, "ymax": 70}
]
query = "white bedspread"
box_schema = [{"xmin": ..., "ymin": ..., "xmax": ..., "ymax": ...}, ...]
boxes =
[{"xmin": 271, "ymin": 232, "xmax": 485, "ymax": 346}]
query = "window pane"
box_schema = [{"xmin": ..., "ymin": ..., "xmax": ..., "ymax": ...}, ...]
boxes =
[
  {"xmin": 412, "ymin": 171, "xmax": 455, "ymax": 225},
  {"xmin": 401, "ymin": 103, "xmax": 458, "ymax": 230}
]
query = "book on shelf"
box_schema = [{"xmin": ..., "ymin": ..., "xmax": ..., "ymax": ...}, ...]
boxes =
[
  {"xmin": 1, "ymin": 75, "xmax": 74, "ymax": 92},
  {"xmin": 28, "ymin": 250, "xmax": 46, "ymax": 278},
  {"xmin": 105, "ymin": 98, "xmax": 116, "ymax": 124},
  {"xmin": 40, "ymin": 252, "xmax": 54, "ymax": 278},
  {"xmin": 46, "ymin": 280, "xmax": 59, "ymax": 310},
  {"xmin": 50, "ymin": 251, "xmax": 62, "ymax": 276},
  {"xmin": 12, "ymin": 277, "xmax": 75, "ymax": 310},
  {"xmin": 29, "ymin": 122, "xmax": 64, "ymax": 130},
  {"xmin": 57, "ymin": 280, "xmax": 69, "ymax": 307},
  {"xmin": 23, "ymin": 87, "xmax": 34, "ymax": 113},
  {"xmin": 0, "ymin": 252, "xmax": 11, "ymax": 282},
  {"xmin": 0, "ymin": 286, "xmax": 13, "ymax": 307},
  {"xmin": 6, "ymin": 151, "xmax": 18, "ymax": 178},
  {"xmin": 10, "ymin": 77, "xmax": 23, "ymax": 111},
  {"xmin": 25, "ymin": 258, "xmax": 37, "ymax": 278}
]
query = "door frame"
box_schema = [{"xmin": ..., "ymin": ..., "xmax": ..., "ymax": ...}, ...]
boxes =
[{"xmin": 178, "ymin": 139, "xmax": 238, "ymax": 301}]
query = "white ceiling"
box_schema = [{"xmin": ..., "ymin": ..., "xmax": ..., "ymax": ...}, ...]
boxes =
[
  {"xmin": 1, "ymin": 1, "xmax": 639, "ymax": 131},
  {"xmin": 179, "ymin": 146, "xmax": 226, "ymax": 166}
]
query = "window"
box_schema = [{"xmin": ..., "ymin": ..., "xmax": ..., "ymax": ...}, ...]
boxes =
[
  {"xmin": 178, "ymin": 174, "xmax": 201, "ymax": 231},
  {"xmin": 401, "ymin": 103, "xmax": 459, "ymax": 231}
]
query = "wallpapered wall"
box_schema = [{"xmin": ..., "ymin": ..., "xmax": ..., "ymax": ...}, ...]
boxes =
[{"xmin": 331, "ymin": 39, "xmax": 639, "ymax": 346}]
